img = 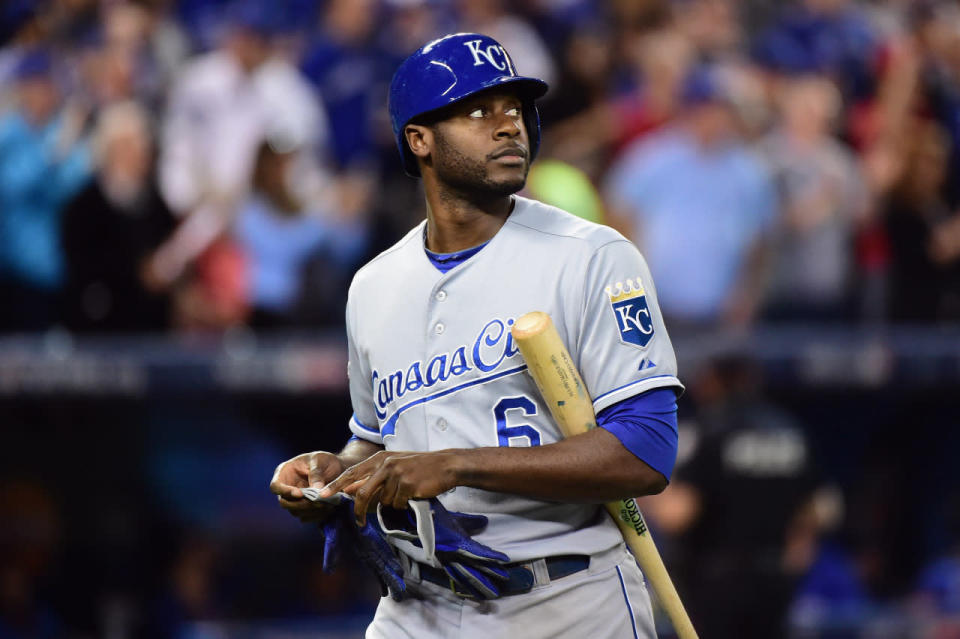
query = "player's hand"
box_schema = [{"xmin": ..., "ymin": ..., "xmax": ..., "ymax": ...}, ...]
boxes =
[
  {"xmin": 318, "ymin": 450, "xmax": 460, "ymax": 525},
  {"xmin": 270, "ymin": 451, "xmax": 346, "ymax": 522}
]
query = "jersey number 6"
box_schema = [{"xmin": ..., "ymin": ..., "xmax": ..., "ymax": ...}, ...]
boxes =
[{"xmin": 493, "ymin": 396, "xmax": 542, "ymax": 447}]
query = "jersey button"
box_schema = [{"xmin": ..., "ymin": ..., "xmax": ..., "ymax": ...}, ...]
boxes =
[
  {"xmin": 436, "ymin": 290, "xmax": 447, "ymax": 301},
  {"xmin": 435, "ymin": 323, "xmax": 445, "ymax": 334},
  {"xmin": 437, "ymin": 418, "xmax": 448, "ymax": 431}
]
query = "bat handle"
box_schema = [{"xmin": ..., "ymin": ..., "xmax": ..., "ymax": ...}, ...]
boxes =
[{"xmin": 606, "ymin": 501, "xmax": 699, "ymax": 639}]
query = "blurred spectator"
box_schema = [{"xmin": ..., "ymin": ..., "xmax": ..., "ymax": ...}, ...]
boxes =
[
  {"xmin": 79, "ymin": 2, "xmax": 190, "ymax": 113},
  {"xmin": 539, "ymin": 23, "xmax": 633, "ymax": 176},
  {"xmin": 646, "ymin": 357, "xmax": 839, "ymax": 638},
  {"xmin": 884, "ymin": 120, "xmax": 960, "ymax": 322},
  {"xmin": 538, "ymin": 23, "xmax": 616, "ymax": 128},
  {"xmin": 908, "ymin": 1, "xmax": 960, "ymax": 205},
  {"xmin": 911, "ymin": 496, "xmax": 960, "ymax": 626},
  {"xmin": 167, "ymin": 237, "xmax": 249, "ymax": 332},
  {"xmin": 0, "ymin": 0, "xmax": 49, "ymax": 109},
  {"xmin": 151, "ymin": 1, "xmax": 325, "ymax": 299},
  {"xmin": 145, "ymin": 536, "xmax": 221, "ymax": 639},
  {"xmin": 610, "ymin": 28, "xmax": 695, "ymax": 154},
  {"xmin": 376, "ymin": 0, "xmax": 450, "ymax": 68},
  {"xmin": 0, "ymin": 481, "xmax": 62, "ymax": 639},
  {"xmin": 760, "ymin": 73, "xmax": 869, "ymax": 321},
  {"xmin": 455, "ymin": 0, "xmax": 556, "ymax": 89},
  {"xmin": 60, "ymin": 101, "xmax": 177, "ymax": 333},
  {"xmin": 0, "ymin": 0, "xmax": 42, "ymax": 48},
  {"xmin": 234, "ymin": 139, "xmax": 368, "ymax": 329},
  {"xmin": 158, "ymin": 1, "xmax": 323, "ymax": 216},
  {"xmin": 0, "ymin": 50, "xmax": 91, "ymax": 332},
  {"xmin": 604, "ymin": 67, "xmax": 776, "ymax": 327},
  {"xmin": 44, "ymin": 0, "xmax": 100, "ymax": 51},
  {"xmin": 753, "ymin": 0, "xmax": 880, "ymax": 102},
  {"xmin": 787, "ymin": 541, "xmax": 874, "ymax": 637},
  {"xmin": 300, "ymin": 0, "xmax": 380, "ymax": 169},
  {"xmin": 672, "ymin": 0, "xmax": 742, "ymax": 60}
]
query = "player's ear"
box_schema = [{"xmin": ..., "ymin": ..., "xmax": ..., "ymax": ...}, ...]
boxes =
[{"xmin": 405, "ymin": 124, "xmax": 433, "ymax": 162}]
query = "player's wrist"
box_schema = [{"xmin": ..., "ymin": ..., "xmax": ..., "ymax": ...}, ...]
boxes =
[{"xmin": 439, "ymin": 449, "xmax": 472, "ymax": 490}]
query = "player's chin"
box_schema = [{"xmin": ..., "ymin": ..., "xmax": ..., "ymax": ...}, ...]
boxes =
[{"xmin": 485, "ymin": 166, "xmax": 528, "ymax": 196}]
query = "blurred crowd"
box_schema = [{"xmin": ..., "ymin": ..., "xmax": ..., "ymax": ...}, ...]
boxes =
[
  {"xmin": 3, "ymin": 0, "xmax": 960, "ymax": 638},
  {"xmin": 1, "ymin": 0, "xmax": 960, "ymax": 336}
]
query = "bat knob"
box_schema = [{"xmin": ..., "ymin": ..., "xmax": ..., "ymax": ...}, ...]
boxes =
[{"xmin": 512, "ymin": 311, "xmax": 551, "ymax": 339}]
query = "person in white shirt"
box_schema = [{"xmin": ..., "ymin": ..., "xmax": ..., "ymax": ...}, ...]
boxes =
[{"xmin": 149, "ymin": 6, "xmax": 327, "ymax": 289}]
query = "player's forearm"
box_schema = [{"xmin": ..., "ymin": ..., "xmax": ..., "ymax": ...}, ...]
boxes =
[
  {"xmin": 338, "ymin": 438, "xmax": 384, "ymax": 469},
  {"xmin": 450, "ymin": 428, "xmax": 667, "ymax": 502}
]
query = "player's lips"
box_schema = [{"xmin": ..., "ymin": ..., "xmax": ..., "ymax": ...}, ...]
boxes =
[{"xmin": 488, "ymin": 145, "xmax": 528, "ymax": 163}]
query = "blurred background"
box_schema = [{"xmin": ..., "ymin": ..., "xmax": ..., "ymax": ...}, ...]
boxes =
[{"xmin": 1, "ymin": 0, "xmax": 959, "ymax": 637}]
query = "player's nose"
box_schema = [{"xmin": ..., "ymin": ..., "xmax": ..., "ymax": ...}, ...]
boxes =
[{"xmin": 492, "ymin": 111, "xmax": 522, "ymax": 140}]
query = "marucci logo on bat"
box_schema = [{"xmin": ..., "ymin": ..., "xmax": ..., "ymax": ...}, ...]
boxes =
[
  {"xmin": 606, "ymin": 278, "xmax": 654, "ymax": 348},
  {"xmin": 618, "ymin": 498, "xmax": 648, "ymax": 536}
]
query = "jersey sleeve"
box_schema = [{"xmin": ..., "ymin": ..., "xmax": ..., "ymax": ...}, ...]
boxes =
[
  {"xmin": 576, "ymin": 238, "xmax": 683, "ymax": 414},
  {"xmin": 345, "ymin": 286, "xmax": 383, "ymax": 445},
  {"xmin": 596, "ymin": 388, "xmax": 679, "ymax": 481}
]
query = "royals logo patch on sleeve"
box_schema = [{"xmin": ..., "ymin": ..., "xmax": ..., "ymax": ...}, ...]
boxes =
[{"xmin": 606, "ymin": 278, "xmax": 655, "ymax": 348}]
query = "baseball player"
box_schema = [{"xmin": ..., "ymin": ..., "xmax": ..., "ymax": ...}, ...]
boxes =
[{"xmin": 270, "ymin": 33, "xmax": 683, "ymax": 638}]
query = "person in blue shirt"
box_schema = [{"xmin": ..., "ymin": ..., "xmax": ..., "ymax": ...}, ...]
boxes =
[
  {"xmin": 233, "ymin": 138, "xmax": 368, "ymax": 329},
  {"xmin": 605, "ymin": 66, "xmax": 776, "ymax": 327},
  {"xmin": 0, "ymin": 50, "xmax": 91, "ymax": 331},
  {"xmin": 300, "ymin": 0, "xmax": 380, "ymax": 170}
]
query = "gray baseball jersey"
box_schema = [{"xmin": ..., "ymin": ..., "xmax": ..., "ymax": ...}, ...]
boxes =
[{"xmin": 346, "ymin": 195, "xmax": 682, "ymax": 561}]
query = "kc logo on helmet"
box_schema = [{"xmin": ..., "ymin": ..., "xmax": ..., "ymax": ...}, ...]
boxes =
[
  {"xmin": 606, "ymin": 278, "xmax": 654, "ymax": 348},
  {"xmin": 463, "ymin": 40, "xmax": 516, "ymax": 75}
]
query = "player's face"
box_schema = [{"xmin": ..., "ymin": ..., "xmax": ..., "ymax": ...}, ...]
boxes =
[{"xmin": 430, "ymin": 89, "xmax": 530, "ymax": 197}]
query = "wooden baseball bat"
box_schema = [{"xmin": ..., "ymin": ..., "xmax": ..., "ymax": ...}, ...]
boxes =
[{"xmin": 511, "ymin": 311, "xmax": 698, "ymax": 639}]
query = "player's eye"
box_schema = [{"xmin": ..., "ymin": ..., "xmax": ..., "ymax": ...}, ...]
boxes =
[
  {"xmin": 505, "ymin": 106, "xmax": 521, "ymax": 117},
  {"xmin": 468, "ymin": 107, "xmax": 486, "ymax": 118}
]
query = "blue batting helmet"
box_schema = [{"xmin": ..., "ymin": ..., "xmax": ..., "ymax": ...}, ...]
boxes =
[{"xmin": 389, "ymin": 33, "xmax": 549, "ymax": 177}]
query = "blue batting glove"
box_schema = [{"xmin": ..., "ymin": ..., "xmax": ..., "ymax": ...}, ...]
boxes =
[
  {"xmin": 378, "ymin": 498, "xmax": 509, "ymax": 599},
  {"xmin": 310, "ymin": 491, "xmax": 407, "ymax": 601}
]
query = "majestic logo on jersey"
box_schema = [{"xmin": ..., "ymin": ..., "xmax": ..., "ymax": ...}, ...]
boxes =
[
  {"xmin": 371, "ymin": 317, "xmax": 521, "ymax": 420},
  {"xmin": 606, "ymin": 278, "xmax": 654, "ymax": 348}
]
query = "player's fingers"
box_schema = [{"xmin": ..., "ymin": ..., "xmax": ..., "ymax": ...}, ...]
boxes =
[
  {"xmin": 340, "ymin": 478, "xmax": 369, "ymax": 495},
  {"xmin": 307, "ymin": 453, "xmax": 341, "ymax": 489},
  {"xmin": 379, "ymin": 474, "xmax": 400, "ymax": 510},
  {"xmin": 308, "ymin": 456, "xmax": 326, "ymax": 490},
  {"xmin": 270, "ymin": 456, "xmax": 312, "ymax": 498},
  {"xmin": 393, "ymin": 483, "xmax": 415, "ymax": 510},
  {"xmin": 353, "ymin": 476, "xmax": 385, "ymax": 526},
  {"xmin": 275, "ymin": 455, "xmax": 309, "ymax": 481},
  {"xmin": 270, "ymin": 480, "xmax": 304, "ymax": 501},
  {"xmin": 380, "ymin": 472, "xmax": 413, "ymax": 510},
  {"xmin": 320, "ymin": 463, "xmax": 371, "ymax": 497},
  {"xmin": 318, "ymin": 475, "xmax": 346, "ymax": 497}
]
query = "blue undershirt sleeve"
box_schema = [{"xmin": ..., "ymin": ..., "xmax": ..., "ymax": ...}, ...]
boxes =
[{"xmin": 596, "ymin": 387, "xmax": 679, "ymax": 481}]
